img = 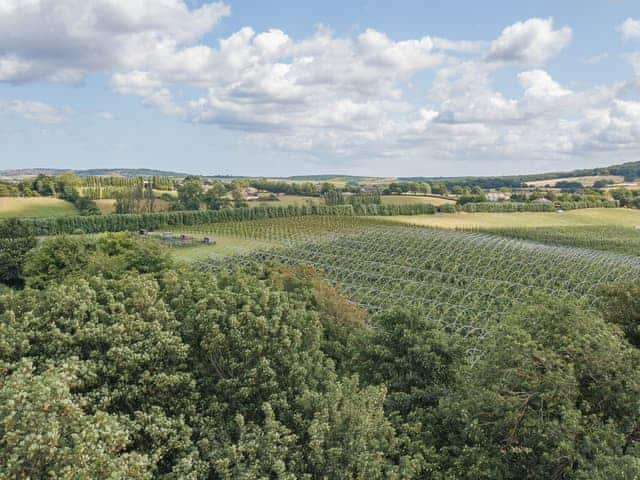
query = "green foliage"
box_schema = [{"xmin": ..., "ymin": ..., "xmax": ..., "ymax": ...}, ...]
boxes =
[
  {"xmin": 323, "ymin": 190, "xmax": 345, "ymax": 205},
  {"xmin": 601, "ymin": 282, "xmax": 640, "ymax": 347},
  {"xmin": 23, "ymin": 233, "xmax": 171, "ymax": 288},
  {"xmin": 4, "ymin": 223, "xmax": 640, "ymax": 478},
  {"xmin": 0, "ymin": 218, "xmax": 36, "ymax": 288},
  {"xmin": 176, "ymin": 176, "xmax": 204, "ymax": 210},
  {"xmin": 1, "ymin": 235, "xmax": 408, "ymax": 478},
  {"xmin": 8, "ymin": 204, "xmax": 355, "ymax": 235},
  {"xmin": 437, "ymin": 297, "xmax": 640, "ymax": 479},
  {"xmin": 203, "ymin": 181, "xmax": 230, "ymax": 210},
  {"xmin": 0, "ymin": 360, "xmax": 151, "ymax": 479},
  {"xmin": 477, "ymin": 225, "xmax": 640, "ymax": 257}
]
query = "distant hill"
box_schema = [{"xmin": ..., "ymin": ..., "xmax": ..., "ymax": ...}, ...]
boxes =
[
  {"xmin": 0, "ymin": 168, "xmax": 192, "ymax": 179},
  {"xmin": 286, "ymin": 174, "xmax": 374, "ymax": 181},
  {"xmin": 400, "ymin": 161, "xmax": 640, "ymax": 188},
  {"xmin": 2, "ymin": 161, "xmax": 639, "ymax": 185}
]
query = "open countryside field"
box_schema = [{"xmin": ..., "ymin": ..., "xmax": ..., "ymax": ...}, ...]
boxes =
[
  {"xmin": 0, "ymin": 197, "xmax": 78, "ymax": 218},
  {"xmin": 94, "ymin": 198, "xmax": 172, "ymax": 214},
  {"xmin": 250, "ymin": 194, "xmax": 323, "ymax": 207},
  {"xmin": 526, "ymin": 175, "xmax": 625, "ymax": 187},
  {"xmin": 195, "ymin": 217, "xmax": 640, "ymax": 325},
  {"xmin": 380, "ymin": 194, "xmax": 455, "ymax": 206},
  {"xmin": 385, "ymin": 208, "xmax": 640, "ymax": 229},
  {"xmin": 94, "ymin": 199, "xmax": 116, "ymax": 214},
  {"xmin": 167, "ymin": 233, "xmax": 278, "ymax": 261}
]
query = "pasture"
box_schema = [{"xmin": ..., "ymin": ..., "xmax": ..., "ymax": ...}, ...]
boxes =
[
  {"xmin": 385, "ymin": 208, "xmax": 640, "ymax": 229},
  {"xmin": 250, "ymin": 195, "xmax": 322, "ymax": 208},
  {"xmin": 526, "ymin": 175, "xmax": 625, "ymax": 187},
  {"xmin": 380, "ymin": 194, "xmax": 455, "ymax": 206},
  {"xmin": 0, "ymin": 197, "xmax": 77, "ymax": 218}
]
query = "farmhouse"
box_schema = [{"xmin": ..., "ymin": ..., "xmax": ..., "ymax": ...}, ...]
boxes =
[
  {"xmin": 532, "ymin": 197, "xmax": 553, "ymax": 204},
  {"xmin": 243, "ymin": 187, "xmax": 259, "ymax": 200},
  {"xmin": 487, "ymin": 192, "xmax": 512, "ymax": 202}
]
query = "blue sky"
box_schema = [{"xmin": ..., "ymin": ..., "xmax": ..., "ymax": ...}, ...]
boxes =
[{"xmin": 2, "ymin": 0, "xmax": 640, "ymax": 176}]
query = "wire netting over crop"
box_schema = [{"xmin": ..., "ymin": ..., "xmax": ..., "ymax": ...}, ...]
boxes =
[{"xmin": 194, "ymin": 217, "xmax": 640, "ymax": 337}]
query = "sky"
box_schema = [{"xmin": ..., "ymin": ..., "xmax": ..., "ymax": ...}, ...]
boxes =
[{"xmin": 2, "ymin": 1, "xmax": 640, "ymax": 177}]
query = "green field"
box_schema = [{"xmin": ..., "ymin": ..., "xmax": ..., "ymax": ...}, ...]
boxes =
[
  {"xmin": 197, "ymin": 217, "xmax": 640, "ymax": 330},
  {"xmin": 250, "ymin": 195, "xmax": 323, "ymax": 208},
  {"xmin": 164, "ymin": 216, "xmax": 390, "ymax": 260},
  {"xmin": 380, "ymin": 195, "xmax": 455, "ymax": 206},
  {"xmin": 94, "ymin": 199, "xmax": 116, "ymax": 214},
  {"xmin": 169, "ymin": 234, "xmax": 277, "ymax": 261},
  {"xmin": 0, "ymin": 197, "xmax": 78, "ymax": 218},
  {"xmin": 385, "ymin": 208, "xmax": 640, "ymax": 229},
  {"xmin": 480, "ymin": 225, "xmax": 640, "ymax": 257}
]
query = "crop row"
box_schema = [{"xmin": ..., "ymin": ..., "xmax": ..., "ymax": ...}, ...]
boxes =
[{"xmin": 201, "ymin": 223, "xmax": 640, "ymax": 335}]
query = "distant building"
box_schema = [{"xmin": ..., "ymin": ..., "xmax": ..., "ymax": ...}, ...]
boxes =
[
  {"xmin": 487, "ymin": 192, "xmax": 512, "ymax": 202},
  {"xmin": 532, "ymin": 197, "xmax": 553, "ymax": 204},
  {"xmin": 243, "ymin": 187, "xmax": 260, "ymax": 200}
]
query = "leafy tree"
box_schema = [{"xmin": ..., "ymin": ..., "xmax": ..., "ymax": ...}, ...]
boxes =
[
  {"xmin": 601, "ymin": 282, "xmax": 640, "ymax": 348},
  {"xmin": 176, "ymin": 176, "xmax": 203, "ymax": 210},
  {"xmin": 0, "ymin": 219, "xmax": 36, "ymax": 288},
  {"xmin": 436, "ymin": 296, "xmax": 640, "ymax": 479},
  {"xmin": 2, "ymin": 236, "xmax": 408, "ymax": 478},
  {"xmin": 231, "ymin": 188, "xmax": 248, "ymax": 208},
  {"xmin": 203, "ymin": 181, "xmax": 230, "ymax": 210},
  {"xmin": 0, "ymin": 361, "xmax": 151, "ymax": 479}
]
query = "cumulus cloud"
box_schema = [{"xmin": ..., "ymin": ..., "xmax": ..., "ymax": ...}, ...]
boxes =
[
  {"xmin": 0, "ymin": 0, "xmax": 230, "ymax": 83},
  {"xmin": 110, "ymin": 71, "xmax": 164, "ymax": 96},
  {"xmin": 487, "ymin": 18, "xmax": 571, "ymax": 64},
  {"xmin": 3, "ymin": 3, "xmax": 640, "ymax": 172},
  {"xmin": 618, "ymin": 18, "xmax": 640, "ymax": 40},
  {"xmin": 0, "ymin": 100, "xmax": 67, "ymax": 124},
  {"xmin": 518, "ymin": 70, "xmax": 571, "ymax": 98}
]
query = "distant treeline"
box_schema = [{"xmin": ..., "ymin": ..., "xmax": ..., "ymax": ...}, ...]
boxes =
[
  {"xmin": 8, "ymin": 205, "xmax": 354, "ymax": 236},
  {"xmin": 401, "ymin": 161, "xmax": 640, "ymax": 187},
  {"xmin": 82, "ymin": 175, "xmax": 174, "ymax": 190},
  {"xmin": 248, "ymin": 179, "xmax": 319, "ymax": 195},
  {"xmin": 5, "ymin": 199, "xmax": 622, "ymax": 237},
  {"xmin": 460, "ymin": 200, "xmax": 619, "ymax": 213}
]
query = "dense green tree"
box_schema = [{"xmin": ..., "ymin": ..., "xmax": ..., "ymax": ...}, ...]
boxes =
[
  {"xmin": 203, "ymin": 181, "xmax": 230, "ymax": 210},
  {"xmin": 436, "ymin": 297, "xmax": 640, "ymax": 479},
  {"xmin": 1, "ymin": 235, "xmax": 409, "ymax": 478},
  {"xmin": 0, "ymin": 219, "xmax": 36, "ymax": 288},
  {"xmin": 0, "ymin": 360, "xmax": 151, "ymax": 479},
  {"xmin": 176, "ymin": 176, "xmax": 204, "ymax": 210},
  {"xmin": 601, "ymin": 282, "xmax": 640, "ymax": 348}
]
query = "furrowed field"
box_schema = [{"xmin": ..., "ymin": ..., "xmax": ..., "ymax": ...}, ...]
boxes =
[{"xmin": 148, "ymin": 216, "xmax": 640, "ymax": 337}]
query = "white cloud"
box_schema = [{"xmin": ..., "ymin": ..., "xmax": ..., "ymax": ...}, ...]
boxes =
[
  {"xmin": 0, "ymin": 0, "xmax": 230, "ymax": 83},
  {"xmin": 432, "ymin": 37, "xmax": 488, "ymax": 53},
  {"xmin": 97, "ymin": 111, "xmax": 114, "ymax": 120},
  {"xmin": 3, "ymin": 4, "xmax": 640, "ymax": 173},
  {"xmin": 142, "ymin": 88, "xmax": 183, "ymax": 116},
  {"xmin": 518, "ymin": 70, "xmax": 571, "ymax": 98},
  {"xmin": 582, "ymin": 53, "xmax": 608, "ymax": 65},
  {"xmin": 618, "ymin": 18, "xmax": 640, "ymax": 40},
  {"xmin": 110, "ymin": 71, "xmax": 164, "ymax": 96},
  {"xmin": 1, "ymin": 100, "xmax": 67, "ymax": 124},
  {"xmin": 487, "ymin": 18, "xmax": 571, "ymax": 64}
]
